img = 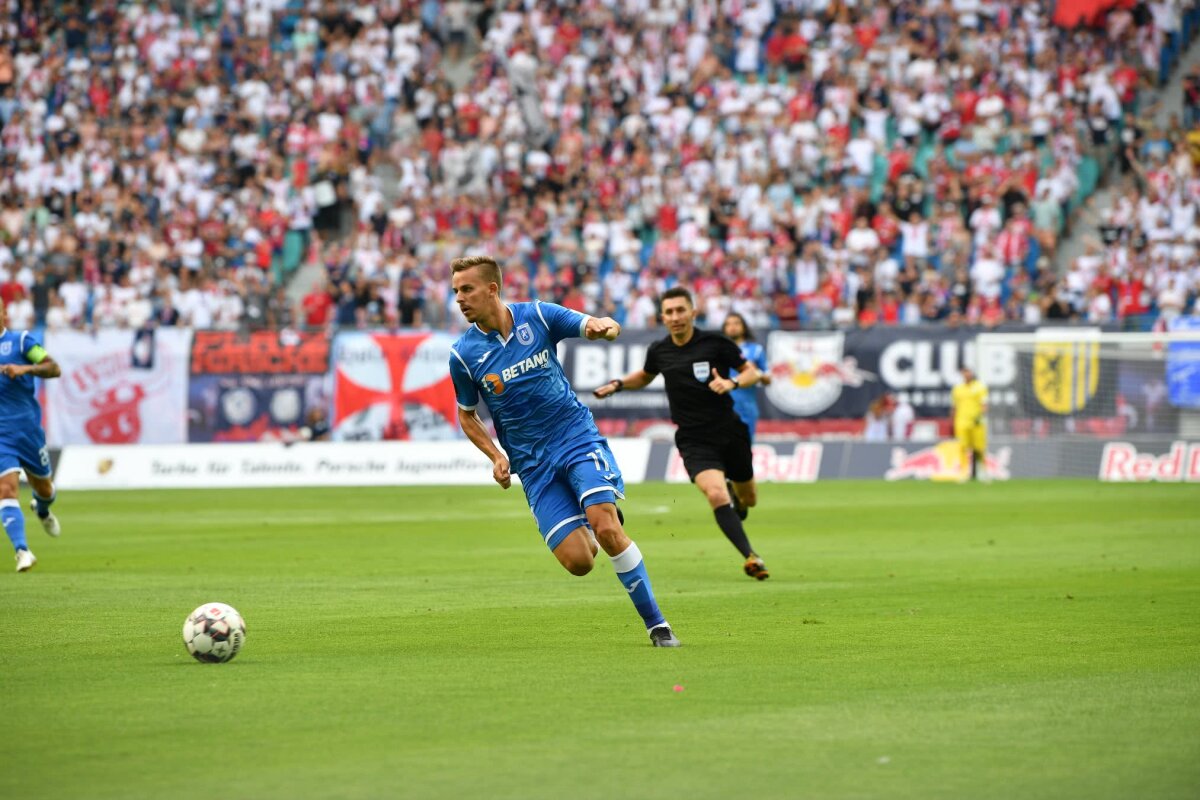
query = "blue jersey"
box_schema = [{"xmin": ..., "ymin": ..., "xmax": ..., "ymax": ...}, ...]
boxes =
[
  {"xmin": 0, "ymin": 328, "xmax": 52, "ymax": 479},
  {"xmin": 0, "ymin": 329, "xmax": 45, "ymax": 436},
  {"xmin": 449, "ymin": 302, "xmax": 599, "ymax": 476},
  {"xmin": 729, "ymin": 340, "xmax": 766, "ymax": 429}
]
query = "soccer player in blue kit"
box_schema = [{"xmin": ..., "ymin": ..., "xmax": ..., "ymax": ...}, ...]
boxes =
[
  {"xmin": 0, "ymin": 300, "xmax": 63, "ymax": 572},
  {"xmin": 448, "ymin": 256, "xmax": 679, "ymax": 647},
  {"xmin": 721, "ymin": 312, "xmax": 771, "ymax": 440}
]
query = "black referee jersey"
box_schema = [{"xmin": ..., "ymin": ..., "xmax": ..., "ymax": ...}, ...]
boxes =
[{"xmin": 643, "ymin": 329, "xmax": 747, "ymax": 431}]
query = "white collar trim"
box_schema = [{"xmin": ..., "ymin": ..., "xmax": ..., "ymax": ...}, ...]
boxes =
[{"xmin": 473, "ymin": 305, "xmax": 515, "ymax": 345}]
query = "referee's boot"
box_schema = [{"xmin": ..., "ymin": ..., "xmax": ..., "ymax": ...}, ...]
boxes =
[
  {"xmin": 726, "ymin": 479, "xmax": 749, "ymax": 521},
  {"xmin": 743, "ymin": 554, "xmax": 769, "ymax": 581},
  {"xmin": 649, "ymin": 624, "xmax": 681, "ymax": 647}
]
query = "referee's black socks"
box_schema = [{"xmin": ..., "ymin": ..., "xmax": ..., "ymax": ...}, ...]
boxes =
[{"xmin": 713, "ymin": 505, "xmax": 754, "ymax": 558}]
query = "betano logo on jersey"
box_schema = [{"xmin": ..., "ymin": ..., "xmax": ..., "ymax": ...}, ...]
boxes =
[
  {"xmin": 482, "ymin": 373, "xmax": 506, "ymax": 395},
  {"xmin": 499, "ymin": 348, "xmax": 551, "ymax": 382},
  {"xmin": 482, "ymin": 348, "xmax": 553, "ymax": 395},
  {"xmin": 1033, "ymin": 340, "xmax": 1100, "ymax": 414}
]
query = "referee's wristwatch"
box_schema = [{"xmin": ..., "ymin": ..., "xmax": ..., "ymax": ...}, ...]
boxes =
[{"xmin": 730, "ymin": 375, "xmax": 740, "ymax": 389}]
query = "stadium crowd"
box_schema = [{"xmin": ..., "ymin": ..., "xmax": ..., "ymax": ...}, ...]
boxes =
[
  {"xmin": 0, "ymin": 0, "xmax": 1197, "ymax": 334},
  {"xmin": 1060, "ymin": 78, "xmax": 1200, "ymax": 329}
]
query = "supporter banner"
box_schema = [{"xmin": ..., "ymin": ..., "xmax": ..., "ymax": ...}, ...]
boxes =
[
  {"xmin": 190, "ymin": 330, "xmax": 330, "ymax": 374},
  {"xmin": 563, "ymin": 327, "xmax": 1034, "ymax": 421},
  {"xmin": 1014, "ymin": 338, "xmax": 1117, "ymax": 419},
  {"xmin": 188, "ymin": 331, "xmax": 331, "ymax": 442},
  {"xmin": 189, "ymin": 374, "xmax": 327, "ymax": 442},
  {"xmin": 330, "ymin": 331, "xmax": 462, "ymax": 441},
  {"xmin": 1053, "ymin": 0, "xmax": 1121, "ymax": 28},
  {"xmin": 563, "ymin": 326, "xmax": 1130, "ymax": 422},
  {"xmin": 45, "ymin": 329, "xmax": 192, "ymax": 446},
  {"xmin": 1167, "ymin": 318, "xmax": 1200, "ymax": 409},
  {"xmin": 54, "ymin": 439, "xmax": 652, "ymax": 490},
  {"xmin": 1116, "ymin": 359, "xmax": 1179, "ymax": 435},
  {"xmin": 761, "ymin": 327, "xmax": 1125, "ymax": 420}
]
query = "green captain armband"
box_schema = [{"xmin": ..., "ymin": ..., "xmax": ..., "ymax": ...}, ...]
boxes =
[{"xmin": 26, "ymin": 345, "xmax": 48, "ymax": 364}]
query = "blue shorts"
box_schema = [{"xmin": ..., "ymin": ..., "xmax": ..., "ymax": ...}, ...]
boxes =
[
  {"xmin": 0, "ymin": 427, "xmax": 52, "ymax": 480},
  {"xmin": 520, "ymin": 438, "xmax": 625, "ymax": 551}
]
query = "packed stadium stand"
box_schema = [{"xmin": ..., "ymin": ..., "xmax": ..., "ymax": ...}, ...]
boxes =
[{"xmin": 0, "ymin": 0, "xmax": 1196, "ymax": 334}]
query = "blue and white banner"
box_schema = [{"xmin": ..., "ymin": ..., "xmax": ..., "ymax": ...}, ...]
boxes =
[{"xmin": 1167, "ymin": 318, "xmax": 1200, "ymax": 408}]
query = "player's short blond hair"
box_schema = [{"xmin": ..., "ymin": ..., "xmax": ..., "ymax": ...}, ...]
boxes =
[{"xmin": 451, "ymin": 256, "xmax": 503, "ymax": 287}]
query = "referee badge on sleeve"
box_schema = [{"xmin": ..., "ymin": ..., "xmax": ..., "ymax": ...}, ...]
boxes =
[
  {"xmin": 516, "ymin": 323, "xmax": 533, "ymax": 345},
  {"xmin": 692, "ymin": 361, "xmax": 710, "ymax": 381}
]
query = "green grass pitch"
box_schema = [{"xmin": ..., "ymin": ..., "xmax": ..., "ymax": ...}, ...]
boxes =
[{"xmin": 1, "ymin": 481, "xmax": 1198, "ymax": 799}]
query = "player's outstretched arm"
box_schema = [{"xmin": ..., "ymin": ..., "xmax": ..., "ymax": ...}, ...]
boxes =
[
  {"xmin": 756, "ymin": 352, "xmax": 772, "ymax": 385},
  {"xmin": 593, "ymin": 369, "xmax": 656, "ymax": 398},
  {"xmin": 457, "ymin": 407, "xmax": 511, "ymax": 489},
  {"xmin": 1, "ymin": 355, "xmax": 61, "ymax": 380},
  {"xmin": 732, "ymin": 362, "xmax": 762, "ymax": 389},
  {"xmin": 583, "ymin": 316, "xmax": 621, "ymax": 341}
]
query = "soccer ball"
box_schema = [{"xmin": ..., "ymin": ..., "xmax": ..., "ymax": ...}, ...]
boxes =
[{"xmin": 183, "ymin": 602, "xmax": 246, "ymax": 663}]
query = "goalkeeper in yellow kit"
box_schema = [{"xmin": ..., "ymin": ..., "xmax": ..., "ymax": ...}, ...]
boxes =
[{"xmin": 950, "ymin": 366, "xmax": 989, "ymax": 482}]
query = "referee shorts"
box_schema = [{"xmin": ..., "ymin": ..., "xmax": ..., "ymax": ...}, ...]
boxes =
[{"xmin": 675, "ymin": 421, "xmax": 755, "ymax": 483}]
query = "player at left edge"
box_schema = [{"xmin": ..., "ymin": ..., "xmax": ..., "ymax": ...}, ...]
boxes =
[{"xmin": 0, "ymin": 300, "xmax": 63, "ymax": 572}]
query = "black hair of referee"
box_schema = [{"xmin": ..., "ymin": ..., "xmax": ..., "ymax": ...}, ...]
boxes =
[{"xmin": 593, "ymin": 287, "xmax": 770, "ymax": 580}]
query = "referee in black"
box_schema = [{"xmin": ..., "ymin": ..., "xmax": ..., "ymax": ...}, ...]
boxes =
[{"xmin": 594, "ymin": 286, "xmax": 769, "ymax": 580}]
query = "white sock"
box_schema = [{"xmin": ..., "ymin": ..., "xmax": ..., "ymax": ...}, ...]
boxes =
[{"xmin": 609, "ymin": 541, "xmax": 642, "ymax": 574}]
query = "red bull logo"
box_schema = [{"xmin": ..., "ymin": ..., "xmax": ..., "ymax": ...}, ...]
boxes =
[
  {"xmin": 666, "ymin": 443, "xmax": 823, "ymax": 483},
  {"xmin": 1099, "ymin": 441, "xmax": 1200, "ymax": 482},
  {"xmin": 885, "ymin": 442, "xmax": 1012, "ymax": 481},
  {"xmin": 765, "ymin": 332, "xmax": 874, "ymax": 416}
]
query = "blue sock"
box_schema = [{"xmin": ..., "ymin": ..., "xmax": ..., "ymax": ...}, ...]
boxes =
[
  {"xmin": 33, "ymin": 489, "xmax": 55, "ymax": 520},
  {"xmin": 610, "ymin": 542, "xmax": 667, "ymax": 631},
  {"xmin": 1, "ymin": 499, "xmax": 27, "ymax": 553}
]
